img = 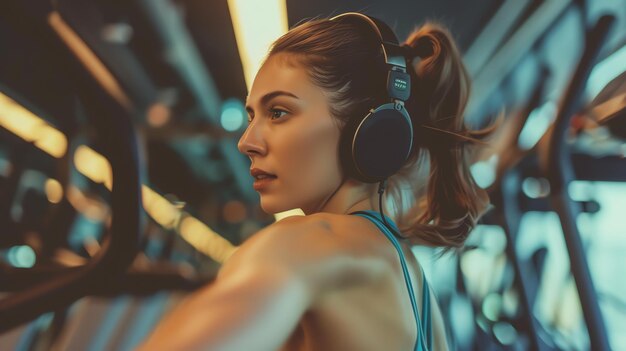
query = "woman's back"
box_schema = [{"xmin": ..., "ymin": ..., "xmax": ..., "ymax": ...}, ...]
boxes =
[{"xmin": 278, "ymin": 213, "xmax": 449, "ymax": 351}]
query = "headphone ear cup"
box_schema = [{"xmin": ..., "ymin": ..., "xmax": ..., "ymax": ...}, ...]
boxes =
[{"xmin": 341, "ymin": 103, "xmax": 413, "ymax": 183}]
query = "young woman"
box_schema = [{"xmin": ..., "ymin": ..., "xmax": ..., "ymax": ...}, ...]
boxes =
[{"xmin": 139, "ymin": 12, "xmax": 489, "ymax": 351}]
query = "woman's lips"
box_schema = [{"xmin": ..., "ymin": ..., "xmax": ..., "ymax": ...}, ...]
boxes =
[
  {"xmin": 253, "ymin": 175, "xmax": 277, "ymax": 191},
  {"xmin": 250, "ymin": 168, "xmax": 277, "ymax": 191}
]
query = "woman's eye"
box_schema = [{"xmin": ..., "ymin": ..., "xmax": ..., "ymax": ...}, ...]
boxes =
[{"xmin": 269, "ymin": 108, "xmax": 288, "ymax": 120}]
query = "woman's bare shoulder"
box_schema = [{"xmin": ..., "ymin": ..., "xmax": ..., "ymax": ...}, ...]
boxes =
[{"xmin": 218, "ymin": 213, "xmax": 390, "ymax": 296}]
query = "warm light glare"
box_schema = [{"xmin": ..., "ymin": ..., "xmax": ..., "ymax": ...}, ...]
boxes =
[
  {"xmin": 0, "ymin": 92, "xmax": 68, "ymax": 158},
  {"xmin": 66, "ymin": 186, "xmax": 109, "ymax": 221},
  {"xmin": 34, "ymin": 124, "xmax": 68, "ymax": 158},
  {"xmin": 142, "ymin": 185, "xmax": 180, "ymax": 229},
  {"xmin": 227, "ymin": 0, "xmax": 288, "ymax": 91},
  {"xmin": 45, "ymin": 178, "xmax": 64, "ymax": 204},
  {"xmin": 74, "ymin": 145, "xmax": 113, "ymax": 190},
  {"xmin": 72, "ymin": 146, "xmax": 236, "ymax": 262},
  {"xmin": 180, "ymin": 216, "xmax": 238, "ymax": 263},
  {"xmin": 147, "ymin": 102, "xmax": 171, "ymax": 127}
]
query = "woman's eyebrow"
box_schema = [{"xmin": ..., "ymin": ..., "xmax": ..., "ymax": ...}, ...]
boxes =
[{"xmin": 245, "ymin": 91, "xmax": 300, "ymax": 113}]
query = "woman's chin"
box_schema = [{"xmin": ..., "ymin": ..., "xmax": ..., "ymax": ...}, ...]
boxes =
[
  {"xmin": 259, "ymin": 199, "xmax": 288, "ymax": 215},
  {"xmin": 259, "ymin": 198, "xmax": 301, "ymax": 216}
]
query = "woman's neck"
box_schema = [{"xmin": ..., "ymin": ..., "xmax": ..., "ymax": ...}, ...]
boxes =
[{"xmin": 305, "ymin": 179, "xmax": 379, "ymax": 215}]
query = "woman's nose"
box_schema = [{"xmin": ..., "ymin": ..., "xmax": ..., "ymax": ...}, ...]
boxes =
[{"xmin": 237, "ymin": 121, "xmax": 266, "ymax": 157}]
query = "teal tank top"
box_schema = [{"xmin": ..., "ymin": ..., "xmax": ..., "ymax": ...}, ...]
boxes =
[{"xmin": 351, "ymin": 210, "xmax": 432, "ymax": 351}]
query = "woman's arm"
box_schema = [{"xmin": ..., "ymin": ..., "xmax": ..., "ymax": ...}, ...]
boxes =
[
  {"xmin": 137, "ymin": 263, "xmax": 311, "ymax": 351},
  {"xmin": 137, "ymin": 214, "xmax": 386, "ymax": 350}
]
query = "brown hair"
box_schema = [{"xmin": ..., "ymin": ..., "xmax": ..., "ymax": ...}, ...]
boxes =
[{"xmin": 268, "ymin": 17, "xmax": 490, "ymax": 249}]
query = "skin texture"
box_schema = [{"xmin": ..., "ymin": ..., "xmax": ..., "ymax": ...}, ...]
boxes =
[{"xmin": 137, "ymin": 52, "xmax": 449, "ymax": 351}]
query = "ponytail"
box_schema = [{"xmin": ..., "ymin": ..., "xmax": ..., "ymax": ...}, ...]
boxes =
[{"xmin": 397, "ymin": 23, "xmax": 491, "ymax": 249}]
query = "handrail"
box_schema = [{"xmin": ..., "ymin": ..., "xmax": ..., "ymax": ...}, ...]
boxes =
[
  {"xmin": 492, "ymin": 72, "xmax": 551, "ymax": 350},
  {"xmin": 0, "ymin": 264, "xmax": 210, "ymax": 295},
  {"xmin": 540, "ymin": 14, "xmax": 615, "ymax": 351}
]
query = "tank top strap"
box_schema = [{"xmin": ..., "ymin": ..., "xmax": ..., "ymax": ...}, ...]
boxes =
[
  {"xmin": 420, "ymin": 266, "xmax": 433, "ymax": 350},
  {"xmin": 350, "ymin": 210, "xmax": 430, "ymax": 351}
]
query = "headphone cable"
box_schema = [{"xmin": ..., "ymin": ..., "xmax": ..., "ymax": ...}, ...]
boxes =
[
  {"xmin": 378, "ymin": 179, "xmax": 405, "ymax": 240},
  {"xmin": 377, "ymin": 180, "xmax": 392, "ymax": 230}
]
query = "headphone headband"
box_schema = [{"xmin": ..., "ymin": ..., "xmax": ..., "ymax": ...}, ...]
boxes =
[
  {"xmin": 330, "ymin": 13, "xmax": 406, "ymax": 70},
  {"xmin": 330, "ymin": 12, "xmax": 411, "ymax": 102}
]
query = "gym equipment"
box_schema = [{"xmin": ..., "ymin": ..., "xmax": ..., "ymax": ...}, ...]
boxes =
[{"xmin": 538, "ymin": 14, "xmax": 615, "ymax": 351}]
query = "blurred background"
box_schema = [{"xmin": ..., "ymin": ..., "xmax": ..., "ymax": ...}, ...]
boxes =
[{"xmin": 0, "ymin": 0, "xmax": 625, "ymax": 350}]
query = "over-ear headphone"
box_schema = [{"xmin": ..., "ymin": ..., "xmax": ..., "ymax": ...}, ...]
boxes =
[{"xmin": 330, "ymin": 12, "xmax": 414, "ymax": 184}]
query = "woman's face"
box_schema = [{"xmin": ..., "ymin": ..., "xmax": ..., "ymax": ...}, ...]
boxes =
[{"xmin": 238, "ymin": 53, "xmax": 343, "ymax": 214}]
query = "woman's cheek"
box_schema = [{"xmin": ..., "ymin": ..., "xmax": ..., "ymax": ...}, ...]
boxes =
[{"xmin": 277, "ymin": 113, "xmax": 340, "ymax": 185}]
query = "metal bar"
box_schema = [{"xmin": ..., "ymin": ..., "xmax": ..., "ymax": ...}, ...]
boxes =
[
  {"xmin": 492, "ymin": 74, "xmax": 552, "ymax": 349},
  {"xmin": 543, "ymin": 15, "xmax": 615, "ymax": 351},
  {"xmin": 138, "ymin": 0, "xmax": 221, "ymax": 122},
  {"xmin": 498, "ymin": 166, "xmax": 545, "ymax": 351},
  {"xmin": 463, "ymin": 0, "xmax": 533, "ymax": 77},
  {"xmin": 466, "ymin": 0, "xmax": 571, "ymax": 121}
]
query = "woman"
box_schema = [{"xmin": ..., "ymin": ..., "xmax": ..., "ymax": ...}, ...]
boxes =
[{"xmin": 139, "ymin": 12, "xmax": 489, "ymax": 351}]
